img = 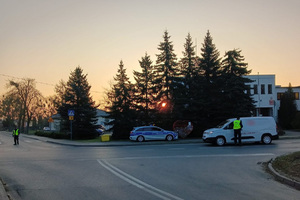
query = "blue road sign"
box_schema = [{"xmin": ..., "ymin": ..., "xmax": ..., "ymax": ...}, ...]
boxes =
[{"xmin": 68, "ymin": 109, "xmax": 75, "ymax": 116}]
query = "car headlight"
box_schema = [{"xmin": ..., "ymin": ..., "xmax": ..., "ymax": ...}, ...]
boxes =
[{"xmin": 205, "ymin": 131, "xmax": 214, "ymax": 134}]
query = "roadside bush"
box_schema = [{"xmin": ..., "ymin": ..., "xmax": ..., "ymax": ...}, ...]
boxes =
[
  {"xmin": 291, "ymin": 112, "xmax": 300, "ymax": 129},
  {"xmin": 35, "ymin": 130, "xmax": 69, "ymax": 139}
]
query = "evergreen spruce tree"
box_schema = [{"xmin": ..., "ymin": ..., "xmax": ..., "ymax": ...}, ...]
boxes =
[
  {"xmin": 58, "ymin": 66, "xmax": 98, "ymax": 139},
  {"xmin": 154, "ymin": 30, "xmax": 178, "ymax": 101},
  {"xmin": 108, "ymin": 60, "xmax": 135, "ymax": 139},
  {"xmin": 198, "ymin": 30, "xmax": 222, "ymax": 127},
  {"xmin": 173, "ymin": 33, "xmax": 200, "ymax": 121},
  {"xmin": 278, "ymin": 83, "xmax": 297, "ymax": 129},
  {"xmin": 153, "ymin": 30, "xmax": 178, "ymax": 128},
  {"xmin": 220, "ymin": 49, "xmax": 255, "ymax": 118},
  {"xmin": 181, "ymin": 33, "xmax": 198, "ymax": 82},
  {"xmin": 133, "ymin": 53, "xmax": 156, "ymax": 125},
  {"xmin": 199, "ymin": 30, "xmax": 221, "ymax": 84}
]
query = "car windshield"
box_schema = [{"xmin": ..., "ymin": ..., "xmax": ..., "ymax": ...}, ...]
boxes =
[{"xmin": 216, "ymin": 120, "xmax": 230, "ymax": 128}]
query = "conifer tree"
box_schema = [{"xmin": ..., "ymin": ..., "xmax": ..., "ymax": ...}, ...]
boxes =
[
  {"xmin": 173, "ymin": 33, "xmax": 200, "ymax": 120},
  {"xmin": 181, "ymin": 33, "xmax": 198, "ymax": 81},
  {"xmin": 153, "ymin": 30, "xmax": 178, "ymax": 128},
  {"xmin": 154, "ymin": 30, "xmax": 178, "ymax": 101},
  {"xmin": 58, "ymin": 66, "xmax": 98, "ymax": 139},
  {"xmin": 198, "ymin": 30, "xmax": 222, "ymax": 127},
  {"xmin": 107, "ymin": 60, "xmax": 135, "ymax": 139},
  {"xmin": 199, "ymin": 30, "xmax": 221, "ymax": 84},
  {"xmin": 278, "ymin": 83, "xmax": 297, "ymax": 129},
  {"xmin": 219, "ymin": 49, "xmax": 255, "ymax": 118},
  {"xmin": 133, "ymin": 53, "xmax": 156, "ymax": 125}
]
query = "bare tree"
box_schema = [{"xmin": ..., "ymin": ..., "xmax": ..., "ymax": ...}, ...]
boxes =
[
  {"xmin": 0, "ymin": 93, "xmax": 21, "ymax": 130},
  {"xmin": 7, "ymin": 78, "xmax": 43, "ymax": 133}
]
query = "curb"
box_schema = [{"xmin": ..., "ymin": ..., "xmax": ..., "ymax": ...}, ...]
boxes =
[
  {"xmin": 0, "ymin": 178, "xmax": 9, "ymax": 200},
  {"xmin": 268, "ymin": 160, "xmax": 300, "ymax": 190},
  {"xmin": 45, "ymin": 139, "xmax": 203, "ymax": 147}
]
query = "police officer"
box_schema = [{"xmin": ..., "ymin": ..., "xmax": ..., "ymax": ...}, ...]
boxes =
[
  {"xmin": 13, "ymin": 127, "xmax": 19, "ymax": 145},
  {"xmin": 233, "ymin": 117, "xmax": 243, "ymax": 145}
]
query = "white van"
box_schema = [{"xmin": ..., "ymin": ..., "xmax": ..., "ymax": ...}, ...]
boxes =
[{"xmin": 202, "ymin": 117, "xmax": 278, "ymax": 146}]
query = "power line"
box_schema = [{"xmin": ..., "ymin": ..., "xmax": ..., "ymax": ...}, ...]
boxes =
[
  {"xmin": 0, "ymin": 73, "xmax": 102, "ymax": 94},
  {"xmin": 0, "ymin": 73, "xmax": 55, "ymax": 86}
]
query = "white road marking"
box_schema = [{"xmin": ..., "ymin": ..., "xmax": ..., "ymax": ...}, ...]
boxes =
[
  {"xmin": 104, "ymin": 153, "xmax": 275, "ymax": 161},
  {"xmin": 97, "ymin": 159, "xmax": 184, "ymax": 200}
]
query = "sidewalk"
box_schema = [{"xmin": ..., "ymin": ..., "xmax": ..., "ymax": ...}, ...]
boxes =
[
  {"xmin": 21, "ymin": 129, "xmax": 300, "ymax": 147},
  {"xmin": 278, "ymin": 130, "xmax": 300, "ymax": 140}
]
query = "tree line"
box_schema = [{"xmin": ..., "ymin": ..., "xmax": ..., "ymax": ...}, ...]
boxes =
[
  {"xmin": 5, "ymin": 30, "xmax": 297, "ymax": 140},
  {"xmin": 106, "ymin": 30, "xmax": 255, "ymax": 139}
]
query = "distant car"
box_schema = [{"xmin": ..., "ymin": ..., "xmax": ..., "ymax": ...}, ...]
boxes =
[
  {"xmin": 43, "ymin": 127, "xmax": 51, "ymax": 131},
  {"xmin": 96, "ymin": 125, "xmax": 105, "ymax": 135},
  {"xmin": 130, "ymin": 126, "xmax": 178, "ymax": 142}
]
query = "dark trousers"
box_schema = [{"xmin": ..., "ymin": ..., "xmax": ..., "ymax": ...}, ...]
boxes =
[
  {"xmin": 234, "ymin": 129, "xmax": 241, "ymax": 145},
  {"xmin": 14, "ymin": 135, "xmax": 19, "ymax": 145}
]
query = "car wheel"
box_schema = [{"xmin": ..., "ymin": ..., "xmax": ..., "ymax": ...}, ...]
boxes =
[
  {"xmin": 262, "ymin": 134, "xmax": 272, "ymax": 144},
  {"xmin": 137, "ymin": 135, "xmax": 145, "ymax": 142},
  {"xmin": 166, "ymin": 135, "xmax": 173, "ymax": 141},
  {"xmin": 216, "ymin": 137, "xmax": 226, "ymax": 146}
]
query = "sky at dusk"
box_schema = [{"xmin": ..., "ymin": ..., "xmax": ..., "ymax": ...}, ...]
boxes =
[{"xmin": 1, "ymin": 0, "xmax": 300, "ymax": 103}]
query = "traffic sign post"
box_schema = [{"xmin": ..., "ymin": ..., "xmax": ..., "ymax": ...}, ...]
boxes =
[
  {"xmin": 68, "ymin": 110, "xmax": 75, "ymax": 117},
  {"xmin": 68, "ymin": 110, "xmax": 75, "ymax": 140}
]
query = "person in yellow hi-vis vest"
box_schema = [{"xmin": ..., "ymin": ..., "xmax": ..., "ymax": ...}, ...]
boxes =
[
  {"xmin": 12, "ymin": 127, "xmax": 20, "ymax": 145},
  {"xmin": 233, "ymin": 117, "xmax": 243, "ymax": 145}
]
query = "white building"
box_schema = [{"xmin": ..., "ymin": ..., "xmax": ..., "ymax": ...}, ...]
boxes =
[
  {"xmin": 245, "ymin": 74, "xmax": 300, "ymax": 121},
  {"xmin": 96, "ymin": 109, "xmax": 112, "ymax": 131},
  {"xmin": 48, "ymin": 109, "xmax": 112, "ymax": 131}
]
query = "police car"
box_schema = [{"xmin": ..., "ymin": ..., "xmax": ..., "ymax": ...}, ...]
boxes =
[{"xmin": 129, "ymin": 126, "xmax": 178, "ymax": 142}]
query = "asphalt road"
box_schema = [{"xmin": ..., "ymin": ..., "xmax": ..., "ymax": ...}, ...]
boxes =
[{"xmin": 1, "ymin": 131, "xmax": 300, "ymax": 200}]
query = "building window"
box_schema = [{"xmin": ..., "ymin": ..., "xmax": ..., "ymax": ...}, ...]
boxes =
[
  {"xmin": 261, "ymin": 84, "xmax": 265, "ymax": 94},
  {"xmin": 277, "ymin": 93, "xmax": 284, "ymax": 100},
  {"xmin": 268, "ymin": 84, "xmax": 272, "ymax": 94},
  {"xmin": 295, "ymin": 92, "xmax": 299, "ymax": 100},
  {"xmin": 254, "ymin": 84, "xmax": 258, "ymax": 94},
  {"xmin": 245, "ymin": 85, "xmax": 251, "ymax": 95},
  {"xmin": 246, "ymin": 88, "xmax": 250, "ymax": 95}
]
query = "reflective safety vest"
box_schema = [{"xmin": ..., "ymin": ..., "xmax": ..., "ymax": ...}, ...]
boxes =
[
  {"xmin": 13, "ymin": 129, "xmax": 19, "ymax": 136},
  {"xmin": 233, "ymin": 120, "xmax": 241, "ymax": 130}
]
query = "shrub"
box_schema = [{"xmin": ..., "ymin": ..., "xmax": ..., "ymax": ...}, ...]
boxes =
[
  {"xmin": 35, "ymin": 130, "xmax": 69, "ymax": 139},
  {"xmin": 291, "ymin": 112, "xmax": 300, "ymax": 129}
]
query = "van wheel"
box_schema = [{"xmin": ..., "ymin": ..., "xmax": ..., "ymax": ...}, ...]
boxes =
[
  {"xmin": 166, "ymin": 135, "xmax": 173, "ymax": 141},
  {"xmin": 262, "ymin": 134, "xmax": 272, "ymax": 144},
  {"xmin": 137, "ymin": 136, "xmax": 145, "ymax": 142},
  {"xmin": 216, "ymin": 137, "xmax": 226, "ymax": 146}
]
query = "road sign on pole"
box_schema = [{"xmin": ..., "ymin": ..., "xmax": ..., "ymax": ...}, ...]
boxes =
[
  {"xmin": 68, "ymin": 110, "xmax": 75, "ymax": 140},
  {"xmin": 68, "ymin": 109, "xmax": 75, "ymax": 116}
]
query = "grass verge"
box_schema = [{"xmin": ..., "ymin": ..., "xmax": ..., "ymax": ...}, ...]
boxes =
[
  {"xmin": 75, "ymin": 137, "xmax": 102, "ymax": 143},
  {"xmin": 272, "ymin": 151, "xmax": 300, "ymax": 182}
]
